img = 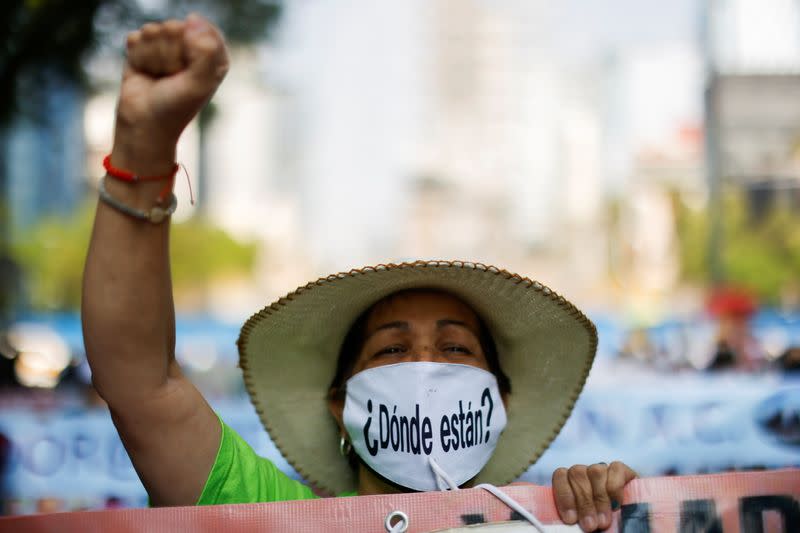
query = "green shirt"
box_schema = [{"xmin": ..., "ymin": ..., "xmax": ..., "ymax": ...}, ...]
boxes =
[{"xmin": 197, "ymin": 417, "xmax": 355, "ymax": 505}]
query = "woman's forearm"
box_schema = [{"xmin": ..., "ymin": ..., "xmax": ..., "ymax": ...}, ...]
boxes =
[{"xmin": 81, "ymin": 134, "xmax": 178, "ymax": 406}]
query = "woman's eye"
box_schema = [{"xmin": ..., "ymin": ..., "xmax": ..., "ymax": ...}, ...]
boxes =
[
  {"xmin": 443, "ymin": 345, "xmax": 472, "ymax": 355},
  {"xmin": 374, "ymin": 345, "xmax": 406, "ymax": 358}
]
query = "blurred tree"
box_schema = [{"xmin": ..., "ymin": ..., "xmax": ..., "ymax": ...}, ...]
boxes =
[
  {"xmin": 0, "ymin": 0, "xmax": 281, "ymax": 124},
  {"xmin": 12, "ymin": 203, "xmax": 257, "ymax": 311},
  {"xmin": 0, "ymin": 0, "xmax": 101, "ymax": 322},
  {"xmin": 674, "ymin": 189, "xmax": 800, "ymax": 304},
  {"xmin": 0, "ymin": 0, "xmax": 281, "ymax": 316},
  {"xmin": 0, "ymin": 0, "xmax": 99, "ymax": 125},
  {"xmin": 169, "ymin": 215, "xmax": 259, "ymax": 293}
]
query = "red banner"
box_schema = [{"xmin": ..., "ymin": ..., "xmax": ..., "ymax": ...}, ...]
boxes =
[{"xmin": 1, "ymin": 469, "xmax": 797, "ymax": 532}]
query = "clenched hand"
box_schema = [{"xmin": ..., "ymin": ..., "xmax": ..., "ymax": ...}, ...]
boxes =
[
  {"xmin": 114, "ymin": 14, "xmax": 229, "ymax": 163},
  {"xmin": 552, "ymin": 462, "xmax": 637, "ymax": 531}
]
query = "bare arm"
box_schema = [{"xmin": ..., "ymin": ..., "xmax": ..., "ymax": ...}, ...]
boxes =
[{"xmin": 81, "ymin": 15, "xmax": 229, "ymax": 506}]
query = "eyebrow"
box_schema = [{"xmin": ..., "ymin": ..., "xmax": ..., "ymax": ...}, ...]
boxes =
[
  {"xmin": 364, "ymin": 318, "xmax": 477, "ymax": 343},
  {"xmin": 372, "ymin": 321, "xmax": 409, "ymax": 334},
  {"xmin": 437, "ymin": 319, "xmax": 481, "ymax": 338},
  {"xmin": 436, "ymin": 319, "xmax": 471, "ymax": 330}
]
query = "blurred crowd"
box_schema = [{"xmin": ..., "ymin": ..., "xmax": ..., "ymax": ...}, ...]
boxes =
[{"xmin": 619, "ymin": 287, "xmax": 800, "ymax": 373}]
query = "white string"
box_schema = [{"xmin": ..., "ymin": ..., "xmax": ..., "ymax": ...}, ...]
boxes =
[
  {"xmin": 475, "ymin": 483, "xmax": 548, "ymax": 533},
  {"xmin": 427, "ymin": 457, "xmax": 548, "ymax": 533},
  {"xmin": 428, "ymin": 457, "xmax": 460, "ymax": 491}
]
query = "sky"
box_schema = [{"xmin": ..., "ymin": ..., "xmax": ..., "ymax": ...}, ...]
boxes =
[{"xmin": 551, "ymin": 0, "xmax": 700, "ymax": 64}]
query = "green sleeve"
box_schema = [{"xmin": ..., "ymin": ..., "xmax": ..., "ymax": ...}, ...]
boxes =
[{"xmin": 196, "ymin": 415, "xmax": 317, "ymax": 505}]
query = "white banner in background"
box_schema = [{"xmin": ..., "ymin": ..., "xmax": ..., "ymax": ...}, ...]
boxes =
[{"xmin": 0, "ymin": 375, "xmax": 798, "ymax": 510}]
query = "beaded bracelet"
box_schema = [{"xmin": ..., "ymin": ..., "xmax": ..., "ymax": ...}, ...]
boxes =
[{"xmin": 98, "ymin": 176, "xmax": 177, "ymax": 224}]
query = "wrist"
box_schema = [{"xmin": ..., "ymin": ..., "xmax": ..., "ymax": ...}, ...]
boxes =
[
  {"xmin": 107, "ymin": 131, "xmax": 178, "ymax": 208},
  {"xmin": 112, "ymin": 103, "xmax": 179, "ymax": 155},
  {"xmin": 111, "ymin": 128, "xmax": 178, "ymax": 177}
]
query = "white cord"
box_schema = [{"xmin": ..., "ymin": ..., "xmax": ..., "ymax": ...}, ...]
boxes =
[
  {"xmin": 426, "ymin": 457, "xmax": 548, "ymax": 532},
  {"xmin": 475, "ymin": 483, "xmax": 548, "ymax": 533},
  {"xmin": 429, "ymin": 457, "xmax": 460, "ymax": 491}
]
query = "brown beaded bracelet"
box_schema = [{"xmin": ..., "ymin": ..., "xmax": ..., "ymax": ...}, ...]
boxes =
[{"xmin": 98, "ymin": 176, "xmax": 177, "ymax": 224}]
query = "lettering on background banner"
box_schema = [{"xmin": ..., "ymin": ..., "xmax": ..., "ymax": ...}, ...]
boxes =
[
  {"xmin": 619, "ymin": 496, "xmax": 800, "ymax": 532},
  {"xmin": 12, "ymin": 432, "xmax": 137, "ymax": 480}
]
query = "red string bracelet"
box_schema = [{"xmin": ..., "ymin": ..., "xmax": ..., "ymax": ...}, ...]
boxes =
[
  {"xmin": 103, "ymin": 154, "xmax": 179, "ymax": 181},
  {"xmin": 103, "ymin": 154, "xmax": 194, "ymax": 205}
]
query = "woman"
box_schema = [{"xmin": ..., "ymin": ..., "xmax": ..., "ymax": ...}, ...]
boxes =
[{"xmin": 82, "ymin": 14, "xmax": 635, "ymax": 532}]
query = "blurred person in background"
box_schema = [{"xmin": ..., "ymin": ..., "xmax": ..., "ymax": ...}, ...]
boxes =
[
  {"xmin": 81, "ymin": 15, "xmax": 637, "ymax": 532},
  {"xmin": 34, "ymin": 498, "xmax": 63, "ymax": 514},
  {"xmin": 778, "ymin": 346, "xmax": 800, "ymax": 372},
  {"xmin": 619, "ymin": 327, "xmax": 656, "ymax": 366},
  {"xmin": 706, "ymin": 287, "xmax": 764, "ymax": 371},
  {"xmin": 0, "ymin": 432, "xmax": 10, "ymax": 514}
]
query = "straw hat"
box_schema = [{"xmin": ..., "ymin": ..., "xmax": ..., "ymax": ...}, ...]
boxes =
[{"xmin": 238, "ymin": 260, "xmax": 597, "ymax": 495}]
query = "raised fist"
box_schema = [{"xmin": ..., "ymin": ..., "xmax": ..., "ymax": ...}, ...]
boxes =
[{"xmin": 116, "ymin": 14, "xmax": 229, "ymax": 146}]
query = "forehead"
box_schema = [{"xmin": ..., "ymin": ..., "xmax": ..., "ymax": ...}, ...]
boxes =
[{"xmin": 365, "ymin": 290, "xmax": 481, "ymax": 329}]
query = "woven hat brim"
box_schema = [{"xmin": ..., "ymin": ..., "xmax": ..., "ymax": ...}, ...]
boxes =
[{"xmin": 238, "ymin": 260, "xmax": 597, "ymax": 495}]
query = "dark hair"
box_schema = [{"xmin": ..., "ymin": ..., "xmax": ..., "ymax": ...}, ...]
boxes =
[{"xmin": 327, "ymin": 291, "xmax": 512, "ymax": 400}]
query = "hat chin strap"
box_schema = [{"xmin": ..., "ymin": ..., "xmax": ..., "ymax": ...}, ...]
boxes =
[{"xmin": 427, "ymin": 457, "xmax": 550, "ymax": 533}]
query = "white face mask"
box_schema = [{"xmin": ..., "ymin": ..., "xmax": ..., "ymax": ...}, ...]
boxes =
[{"xmin": 343, "ymin": 361, "xmax": 507, "ymax": 492}]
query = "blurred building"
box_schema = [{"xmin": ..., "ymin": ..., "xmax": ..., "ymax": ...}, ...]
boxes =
[
  {"xmin": 706, "ymin": 0, "xmax": 800, "ymax": 214},
  {"xmin": 421, "ymin": 0, "xmax": 561, "ymax": 247},
  {"xmin": 708, "ymin": 0, "xmax": 800, "ymax": 73},
  {"xmin": 270, "ymin": 0, "xmax": 608, "ymax": 294},
  {"xmin": 270, "ymin": 0, "xmax": 425, "ymax": 270},
  {"xmin": 266, "ymin": 0, "xmax": 712, "ymax": 309},
  {"xmin": 602, "ymin": 43, "xmax": 704, "ymax": 315},
  {"xmin": 2, "ymin": 71, "xmax": 85, "ymax": 235},
  {"xmin": 203, "ymin": 48, "xmax": 313, "ymax": 313},
  {"xmin": 67, "ymin": 0, "xmax": 712, "ymax": 313}
]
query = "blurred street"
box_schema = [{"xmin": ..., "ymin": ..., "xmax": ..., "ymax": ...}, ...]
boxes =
[{"xmin": 1, "ymin": 0, "xmax": 799, "ymax": 515}]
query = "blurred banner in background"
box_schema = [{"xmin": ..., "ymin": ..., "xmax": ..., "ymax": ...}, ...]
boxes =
[
  {"xmin": 1, "ymin": 0, "xmax": 799, "ymax": 516},
  {"xmin": 2, "ymin": 372, "xmax": 799, "ymax": 514}
]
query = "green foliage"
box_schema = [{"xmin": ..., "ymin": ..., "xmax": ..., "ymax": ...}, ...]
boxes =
[
  {"xmin": 11, "ymin": 203, "xmax": 95, "ymax": 311},
  {"xmin": 11, "ymin": 203, "xmax": 257, "ymax": 311},
  {"xmin": 169, "ymin": 216, "xmax": 258, "ymax": 289},
  {"xmin": 673, "ymin": 192, "xmax": 711, "ymax": 282},
  {"xmin": 674, "ymin": 190, "xmax": 800, "ymax": 303}
]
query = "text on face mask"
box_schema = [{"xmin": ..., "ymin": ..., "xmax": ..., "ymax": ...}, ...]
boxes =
[{"xmin": 362, "ymin": 388, "xmax": 496, "ymax": 457}]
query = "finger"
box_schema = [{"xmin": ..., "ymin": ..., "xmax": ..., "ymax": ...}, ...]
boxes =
[
  {"xmin": 552, "ymin": 468, "xmax": 578, "ymax": 525},
  {"xmin": 567, "ymin": 465, "xmax": 598, "ymax": 532},
  {"xmin": 126, "ymin": 29, "xmax": 142, "ymax": 52},
  {"xmin": 130, "ymin": 22, "xmax": 166, "ymax": 76},
  {"xmin": 182, "ymin": 13, "xmax": 229, "ymax": 83},
  {"xmin": 587, "ymin": 464, "xmax": 612, "ymax": 530},
  {"xmin": 158, "ymin": 20, "xmax": 187, "ymax": 75},
  {"xmin": 140, "ymin": 21, "xmax": 160, "ymax": 38},
  {"xmin": 125, "ymin": 30, "xmax": 143, "ymax": 73},
  {"xmin": 607, "ymin": 461, "xmax": 638, "ymax": 507}
]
